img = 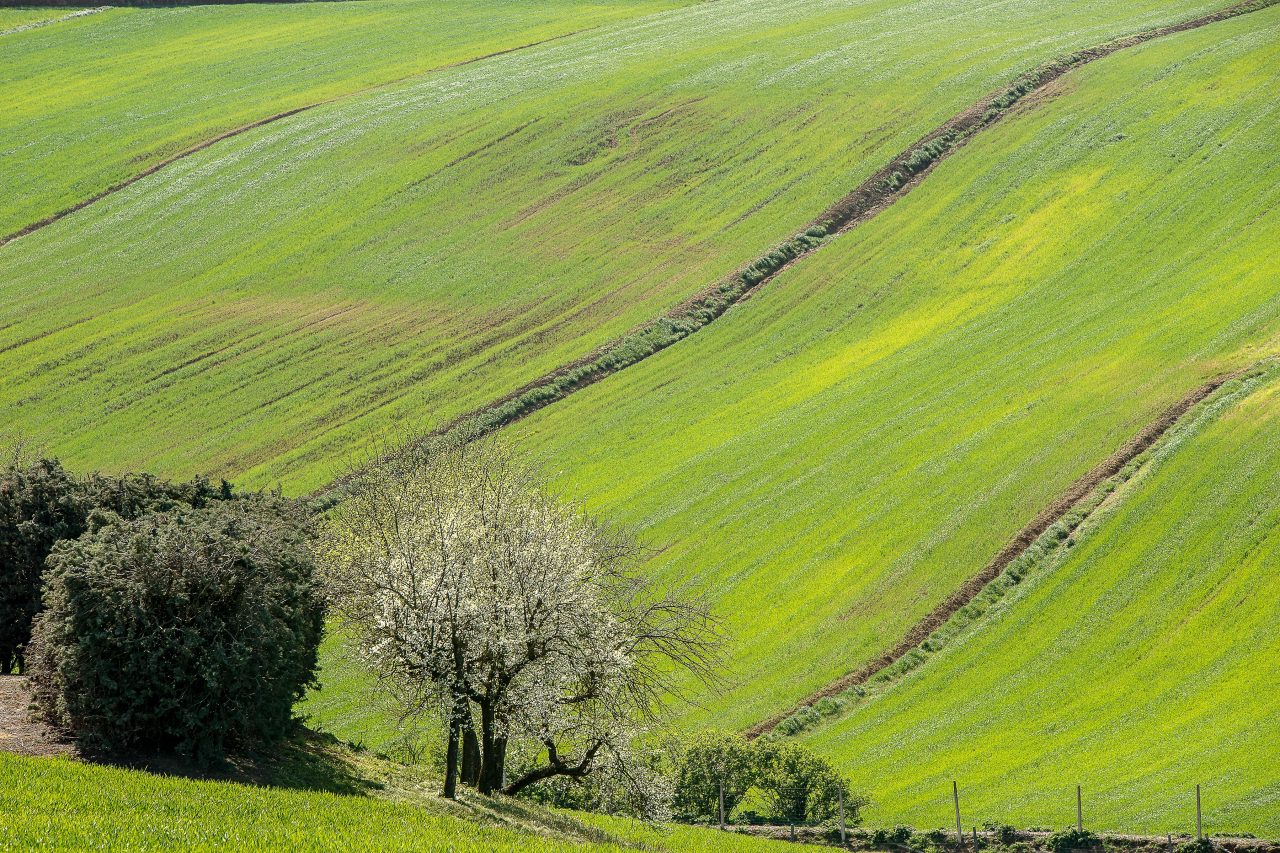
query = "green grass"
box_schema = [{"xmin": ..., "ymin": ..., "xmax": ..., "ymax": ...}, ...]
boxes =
[
  {"xmin": 505, "ymin": 6, "xmax": 1280, "ymax": 739},
  {"xmin": 0, "ymin": 0, "xmax": 683, "ymax": 237},
  {"xmin": 0, "ymin": 750, "xmax": 811, "ymax": 851},
  {"xmin": 798, "ymin": 366, "xmax": 1280, "ymax": 835},
  {"xmin": 0, "ymin": 0, "xmax": 1244, "ymax": 494},
  {"xmin": 0, "ymin": 8, "xmax": 94, "ymax": 34}
]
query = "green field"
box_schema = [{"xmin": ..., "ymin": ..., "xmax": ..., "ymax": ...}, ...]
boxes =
[
  {"xmin": 0, "ymin": 0, "xmax": 1245, "ymax": 494},
  {"xmin": 0, "ymin": 751, "xmax": 807, "ymax": 851},
  {"xmin": 506, "ymin": 4, "xmax": 1280, "ymax": 735},
  {"xmin": 799, "ymin": 366, "xmax": 1280, "ymax": 834},
  {"xmin": 5, "ymin": 0, "xmax": 1280, "ymax": 841},
  {"xmin": 0, "ymin": 0, "xmax": 683, "ymax": 238}
]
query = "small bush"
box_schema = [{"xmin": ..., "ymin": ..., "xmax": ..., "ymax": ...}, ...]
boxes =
[
  {"xmin": 1047, "ymin": 828, "xmax": 1099, "ymax": 853},
  {"xmin": 871, "ymin": 825, "xmax": 913, "ymax": 845},
  {"xmin": 29, "ymin": 499, "xmax": 324, "ymax": 762},
  {"xmin": 672, "ymin": 730, "xmax": 757, "ymax": 822},
  {"xmin": 1176, "ymin": 839, "xmax": 1214, "ymax": 853},
  {"xmin": 984, "ymin": 823, "xmax": 1019, "ymax": 845}
]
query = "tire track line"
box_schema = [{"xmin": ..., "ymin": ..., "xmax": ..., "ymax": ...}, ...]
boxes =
[{"xmin": 0, "ymin": 27, "xmax": 598, "ymax": 250}]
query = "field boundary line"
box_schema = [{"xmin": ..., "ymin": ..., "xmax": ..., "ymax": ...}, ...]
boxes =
[
  {"xmin": 0, "ymin": 26, "xmax": 599, "ymax": 249},
  {"xmin": 743, "ymin": 361, "xmax": 1273, "ymax": 739},
  {"xmin": 0, "ymin": 6, "xmax": 108, "ymax": 37},
  {"xmin": 314, "ymin": 0, "xmax": 1278, "ymax": 500}
]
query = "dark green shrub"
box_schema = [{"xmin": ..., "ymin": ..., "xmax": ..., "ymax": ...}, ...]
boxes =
[
  {"xmin": 1176, "ymin": 839, "xmax": 1214, "ymax": 853},
  {"xmin": 984, "ymin": 823, "xmax": 1019, "ymax": 844},
  {"xmin": 754, "ymin": 741, "xmax": 867, "ymax": 824},
  {"xmin": 29, "ymin": 499, "xmax": 324, "ymax": 762},
  {"xmin": 672, "ymin": 730, "xmax": 757, "ymax": 822},
  {"xmin": 0, "ymin": 454, "xmax": 237, "ymax": 674},
  {"xmin": 1047, "ymin": 828, "xmax": 1099, "ymax": 853},
  {"xmin": 0, "ymin": 457, "xmax": 85, "ymax": 673},
  {"xmin": 921, "ymin": 828, "xmax": 950, "ymax": 845}
]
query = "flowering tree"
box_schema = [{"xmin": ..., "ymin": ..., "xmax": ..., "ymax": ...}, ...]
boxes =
[{"xmin": 323, "ymin": 441, "xmax": 719, "ymax": 807}]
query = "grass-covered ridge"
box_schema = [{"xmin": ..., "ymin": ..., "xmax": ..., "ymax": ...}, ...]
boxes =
[
  {"xmin": 0, "ymin": 0, "xmax": 1246, "ymax": 494},
  {"xmin": 504, "ymin": 4, "xmax": 1280, "ymax": 736},
  {"xmin": 0, "ymin": 748, "xmax": 811, "ymax": 851},
  {"xmin": 798, "ymin": 366, "xmax": 1280, "ymax": 834}
]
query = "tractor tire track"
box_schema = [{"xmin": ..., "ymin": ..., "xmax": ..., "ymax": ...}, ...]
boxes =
[
  {"xmin": 743, "ymin": 364, "xmax": 1259, "ymax": 739},
  {"xmin": 318, "ymin": 0, "xmax": 1277, "ymax": 499},
  {"xmin": 0, "ymin": 27, "xmax": 597, "ymax": 249}
]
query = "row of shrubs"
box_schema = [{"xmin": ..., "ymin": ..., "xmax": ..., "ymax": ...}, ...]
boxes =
[{"xmin": 1, "ymin": 453, "xmax": 323, "ymax": 761}]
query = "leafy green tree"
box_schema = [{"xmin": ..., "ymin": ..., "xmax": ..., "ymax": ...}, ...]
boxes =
[
  {"xmin": 754, "ymin": 741, "xmax": 866, "ymax": 825},
  {"xmin": 672, "ymin": 730, "xmax": 757, "ymax": 822}
]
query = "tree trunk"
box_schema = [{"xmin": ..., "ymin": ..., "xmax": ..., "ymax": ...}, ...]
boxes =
[
  {"xmin": 477, "ymin": 700, "xmax": 506, "ymax": 795},
  {"xmin": 461, "ymin": 704, "xmax": 481, "ymax": 787},
  {"xmin": 442, "ymin": 712, "xmax": 460, "ymax": 799}
]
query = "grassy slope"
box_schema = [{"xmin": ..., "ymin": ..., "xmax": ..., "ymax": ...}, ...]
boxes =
[
  {"xmin": 0, "ymin": 0, "xmax": 682, "ymax": 237},
  {"xmin": 800, "ymin": 367, "xmax": 1280, "ymax": 834},
  {"xmin": 504, "ymin": 8, "xmax": 1280, "ymax": 735},
  {"xmin": 0, "ymin": 751, "xmax": 806, "ymax": 851},
  {"xmin": 0, "ymin": 0, "xmax": 1239, "ymax": 494}
]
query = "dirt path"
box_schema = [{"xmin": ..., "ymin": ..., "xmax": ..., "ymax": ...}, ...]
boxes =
[
  {"xmin": 0, "ymin": 26, "xmax": 597, "ymax": 250},
  {"xmin": 743, "ymin": 365, "xmax": 1259, "ymax": 738},
  {"xmin": 316, "ymin": 0, "xmax": 1278, "ymax": 501},
  {"xmin": 0, "ymin": 676, "xmax": 74, "ymax": 758}
]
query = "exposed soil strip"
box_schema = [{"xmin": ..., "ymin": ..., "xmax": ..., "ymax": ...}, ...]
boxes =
[
  {"xmin": 0, "ymin": 6, "xmax": 107, "ymax": 37},
  {"xmin": 0, "ymin": 676, "xmax": 74, "ymax": 759},
  {"xmin": 743, "ymin": 366, "xmax": 1252, "ymax": 739},
  {"xmin": 316, "ymin": 0, "xmax": 1277, "ymax": 500},
  {"xmin": 0, "ymin": 27, "xmax": 597, "ymax": 249}
]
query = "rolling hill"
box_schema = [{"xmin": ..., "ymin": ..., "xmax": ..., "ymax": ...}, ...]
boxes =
[
  {"xmin": 0, "ymin": 0, "xmax": 1249, "ymax": 493},
  {"xmin": 3, "ymin": 0, "xmax": 1278, "ymax": 839},
  {"xmin": 505, "ymin": 0, "xmax": 1280, "ymax": 776},
  {"xmin": 799, "ymin": 365, "xmax": 1280, "ymax": 834}
]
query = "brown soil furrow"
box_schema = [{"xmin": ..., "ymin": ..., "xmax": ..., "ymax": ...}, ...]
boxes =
[
  {"xmin": 742, "ymin": 367, "xmax": 1249, "ymax": 739},
  {"xmin": 315, "ymin": 0, "xmax": 1275, "ymax": 500},
  {"xmin": 0, "ymin": 27, "xmax": 597, "ymax": 250}
]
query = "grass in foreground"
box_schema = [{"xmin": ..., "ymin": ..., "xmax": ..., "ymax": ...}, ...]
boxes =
[
  {"xmin": 0, "ymin": 746, "xmax": 812, "ymax": 852},
  {"xmin": 505, "ymin": 7, "xmax": 1280, "ymax": 736},
  {"xmin": 799, "ymin": 367, "xmax": 1280, "ymax": 834},
  {"xmin": 0, "ymin": 0, "xmax": 1241, "ymax": 493}
]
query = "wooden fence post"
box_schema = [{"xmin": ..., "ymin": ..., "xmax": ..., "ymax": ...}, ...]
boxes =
[{"xmin": 954, "ymin": 781, "xmax": 964, "ymax": 846}]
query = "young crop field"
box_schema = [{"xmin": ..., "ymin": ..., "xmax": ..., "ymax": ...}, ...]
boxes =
[
  {"xmin": 0, "ymin": 0, "xmax": 684, "ymax": 238},
  {"xmin": 5, "ymin": 0, "xmax": 1280, "ymax": 843},
  {"xmin": 505, "ymin": 4, "xmax": 1280, "ymax": 739},
  {"xmin": 0, "ymin": 751, "xmax": 807, "ymax": 851},
  {"xmin": 0, "ymin": 0, "xmax": 1246, "ymax": 495},
  {"xmin": 798, "ymin": 366, "xmax": 1280, "ymax": 834}
]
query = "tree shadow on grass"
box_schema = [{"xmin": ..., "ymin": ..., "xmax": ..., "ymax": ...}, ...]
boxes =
[{"xmin": 84, "ymin": 727, "xmax": 381, "ymax": 797}]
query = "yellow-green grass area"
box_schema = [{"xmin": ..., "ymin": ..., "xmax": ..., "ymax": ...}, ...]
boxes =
[
  {"xmin": 0, "ymin": 0, "xmax": 685, "ymax": 237},
  {"xmin": 0, "ymin": 7, "xmax": 93, "ymax": 34},
  {"xmin": 0, "ymin": 0, "xmax": 1243, "ymax": 495},
  {"xmin": 299, "ymin": 631, "xmax": 441, "ymax": 761},
  {"xmin": 0, "ymin": 751, "xmax": 808, "ymax": 852},
  {"xmin": 799, "ymin": 366, "xmax": 1280, "ymax": 835},
  {"xmin": 502, "ymin": 7, "xmax": 1280, "ymax": 735}
]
